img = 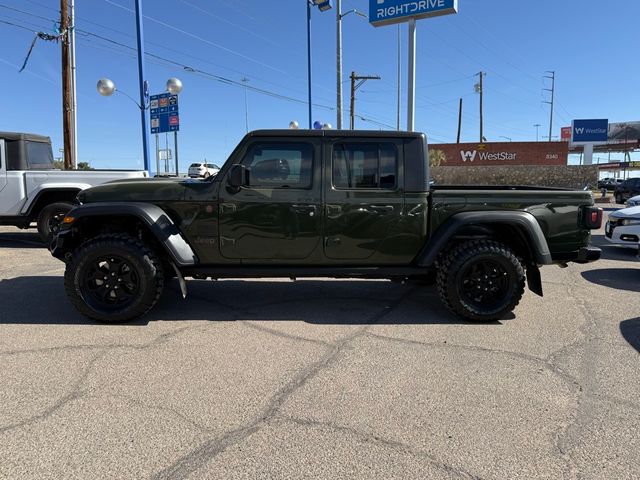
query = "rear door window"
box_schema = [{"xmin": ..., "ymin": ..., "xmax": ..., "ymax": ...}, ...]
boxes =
[
  {"xmin": 26, "ymin": 141, "xmax": 54, "ymax": 169},
  {"xmin": 332, "ymin": 143, "xmax": 397, "ymax": 189}
]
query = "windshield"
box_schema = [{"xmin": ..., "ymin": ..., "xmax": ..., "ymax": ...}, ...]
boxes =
[{"xmin": 26, "ymin": 141, "xmax": 54, "ymax": 170}]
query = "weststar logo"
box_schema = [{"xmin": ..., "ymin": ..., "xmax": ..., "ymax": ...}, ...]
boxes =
[
  {"xmin": 460, "ymin": 150, "xmax": 517, "ymax": 162},
  {"xmin": 460, "ymin": 150, "xmax": 477, "ymax": 162}
]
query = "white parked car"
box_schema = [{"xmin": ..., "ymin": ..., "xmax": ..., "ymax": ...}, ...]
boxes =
[
  {"xmin": 625, "ymin": 194, "xmax": 640, "ymax": 207},
  {"xmin": 188, "ymin": 162, "xmax": 220, "ymax": 178},
  {"xmin": 605, "ymin": 206, "xmax": 640, "ymax": 249}
]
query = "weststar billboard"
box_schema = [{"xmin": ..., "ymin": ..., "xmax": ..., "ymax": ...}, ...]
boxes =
[{"xmin": 432, "ymin": 142, "xmax": 568, "ymax": 167}]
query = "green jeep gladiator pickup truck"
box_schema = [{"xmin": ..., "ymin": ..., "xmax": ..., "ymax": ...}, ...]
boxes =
[{"xmin": 50, "ymin": 130, "xmax": 602, "ymax": 323}]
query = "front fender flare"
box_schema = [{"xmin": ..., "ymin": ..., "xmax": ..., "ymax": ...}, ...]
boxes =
[{"xmin": 64, "ymin": 202, "xmax": 197, "ymax": 266}]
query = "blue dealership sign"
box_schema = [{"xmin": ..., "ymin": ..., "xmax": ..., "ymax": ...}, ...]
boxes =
[
  {"xmin": 571, "ymin": 119, "xmax": 608, "ymax": 144},
  {"xmin": 369, "ymin": 0, "xmax": 458, "ymax": 27},
  {"xmin": 150, "ymin": 92, "xmax": 180, "ymax": 134}
]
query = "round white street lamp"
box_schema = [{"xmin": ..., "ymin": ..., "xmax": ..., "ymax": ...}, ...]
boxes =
[
  {"xmin": 166, "ymin": 77, "xmax": 183, "ymax": 95},
  {"xmin": 96, "ymin": 78, "xmax": 116, "ymax": 96}
]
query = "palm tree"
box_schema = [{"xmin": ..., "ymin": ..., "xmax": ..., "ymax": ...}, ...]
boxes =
[{"xmin": 429, "ymin": 149, "xmax": 447, "ymax": 167}]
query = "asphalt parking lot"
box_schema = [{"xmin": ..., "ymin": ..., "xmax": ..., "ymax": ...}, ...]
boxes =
[{"xmin": 0, "ymin": 214, "xmax": 638, "ymax": 480}]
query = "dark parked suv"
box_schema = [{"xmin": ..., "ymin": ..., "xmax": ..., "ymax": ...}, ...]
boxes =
[{"xmin": 614, "ymin": 178, "xmax": 640, "ymax": 204}]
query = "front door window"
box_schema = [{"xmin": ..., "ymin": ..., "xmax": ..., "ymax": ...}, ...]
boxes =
[{"xmin": 243, "ymin": 143, "xmax": 313, "ymax": 190}]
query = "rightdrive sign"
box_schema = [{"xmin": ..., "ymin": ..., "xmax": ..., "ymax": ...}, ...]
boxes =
[
  {"xmin": 571, "ymin": 119, "xmax": 608, "ymax": 144},
  {"xmin": 369, "ymin": 0, "xmax": 458, "ymax": 27}
]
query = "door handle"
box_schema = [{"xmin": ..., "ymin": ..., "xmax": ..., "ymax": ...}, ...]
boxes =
[
  {"xmin": 292, "ymin": 204, "xmax": 317, "ymax": 216},
  {"xmin": 220, "ymin": 203, "xmax": 237, "ymax": 214},
  {"xmin": 326, "ymin": 205, "xmax": 342, "ymax": 217},
  {"xmin": 370, "ymin": 205, "xmax": 394, "ymax": 213}
]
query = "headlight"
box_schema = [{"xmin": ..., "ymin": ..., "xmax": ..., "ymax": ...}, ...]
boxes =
[{"xmin": 621, "ymin": 219, "xmax": 640, "ymax": 226}]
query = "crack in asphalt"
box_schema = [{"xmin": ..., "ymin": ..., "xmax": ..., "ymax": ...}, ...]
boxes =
[
  {"xmin": 241, "ymin": 321, "xmax": 333, "ymax": 348},
  {"xmin": 0, "ymin": 326, "xmax": 196, "ymax": 433},
  {"xmin": 151, "ymin": 289, "xmax": 414, "ymax": 480},
  {"xmin": 0, "ymin": 351, "xmax": 106, "ymax": 434},
  {"xmin": 364, "ymin": 331, "xmax": 582, "ymax": 391},
  {"xmin": 0, "ymin": 326, "xmax": 194, "ymax": 358},
  {"xmin": 88, "ymin": 393, "xmax": 212, "ymax": 434},
  {"xmin": 0, "ymin": 344, "xmax": 107, "ymax": 357},
  {"xmin": 552, "ymin": 284, "xmax": 598, "ymax": 480},
  {"xmin": 276, "ymin": 415, "xmax": 483, "ymax": 480},
  {"xmin": 588, "ymin": 392, "xmax": 640, "ymax": 412}
]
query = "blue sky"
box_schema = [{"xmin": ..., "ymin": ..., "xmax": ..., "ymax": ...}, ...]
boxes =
[{"xmin": 0, "ymin": 0, "xmax": 638, "ymax": 171}]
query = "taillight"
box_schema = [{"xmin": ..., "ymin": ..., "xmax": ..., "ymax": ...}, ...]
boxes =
[{"xmin": 582, "ymin": 206, "xmax": 603, "ymax": 229}]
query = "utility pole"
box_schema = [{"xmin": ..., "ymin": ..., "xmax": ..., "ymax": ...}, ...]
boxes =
[
  {"xmin": 60, "ymin": 0, "xmax": 73, "ymax": 170},
  {"xmin": 69, "ymin": 0, "xmax": 77, "ymax": 168},
  {"xmin": 475, "ymin": 71, "xmax": 485, "ymax": 142},
  {"xmin": 534, "ymin": 123, "xmax": 541, "ymax": 142},
  {"xmin": 456, "ymin": 97, "xmax": 463, "ymax": 143},
  {"xmin": 350, "ymin": 72, "xmax": 381, "ymax": 130},
  {"xmin": 543, "ymin": 71, "xmax": 555, "ymax": 142}
]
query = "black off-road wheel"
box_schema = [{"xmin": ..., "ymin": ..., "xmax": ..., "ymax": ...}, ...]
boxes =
[
  {"xmin": 64, "ymin": 234, "xmax": 164, "ymax": 323},
  {"xmin": 615, "ymin": 193, "xmax": 623, "ymax": 204},
  {"xmin": 436, "ymin": 240, "xmax": 525, "ymax": 322},
  {"xmin": 37, "ymin": 201, "xmax": 74, "ymax": 243}
]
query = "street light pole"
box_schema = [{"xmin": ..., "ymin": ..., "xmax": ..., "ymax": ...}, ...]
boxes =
[
  {"xmin": 336, "ymin": 4, "xmax": 366, "ymax": 130},
  {"xmin": 534, "ymin": 123, "xmax": 541, "ymax": 142},
  {"xmin": 407, "ymin": 18, "xmax": 417, "ymax": 131},
  {"xmin": 307, "ymin": 1, "xmax": 312, "ymax": 129},
  {"xmin": 134, "ymin": 0, "xmax": 150, "ymax": 173},
  {"xmin": 336, "ymin": 0, "xmax": 342, "ymax": 129}
]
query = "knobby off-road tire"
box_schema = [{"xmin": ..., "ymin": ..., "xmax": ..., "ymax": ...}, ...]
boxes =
[
  {"xmin": 615, "ymin": 193, "xmax": 623, "ymax": 205},
  {"xmin": 64, "ymin": 234, "xmax": 164, "ymax": 323},
  {"xmin": 37, "ymin": 201, "xmax": 74, "ymax": 243},
  {"xmin": 436, "ymin": 240, "xmax": 525, "ymax": 322}
]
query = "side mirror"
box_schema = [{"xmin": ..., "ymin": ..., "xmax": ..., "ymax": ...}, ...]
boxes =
[{"xmin": 228, "ymin": 164, "xmax": 248, "ymax": 188}]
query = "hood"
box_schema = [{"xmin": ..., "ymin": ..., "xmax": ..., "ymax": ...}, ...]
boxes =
[
  {"xmin": 78, "ymin": 177, "xmax": 188, "ymax": 204},
  {"xmin": 609, "ymin": 205, "xmax": 640, "ymax": 219}
]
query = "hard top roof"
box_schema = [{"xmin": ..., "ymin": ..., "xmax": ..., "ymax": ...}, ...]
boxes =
[
  {"xmin": 248, "ymin": 129, "xmax": 425, "ymax": 139},
  {"xmin": 0, "ymin": 132, "xmax": 51, "ymax": 142}
]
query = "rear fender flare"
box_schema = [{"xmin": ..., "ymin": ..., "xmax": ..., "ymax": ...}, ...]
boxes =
[
  {"xmin": 66, "ymin": 202, "xmax": 197, "ymax": 266},
  {"xmin": 23, "ymin": 186, "xmax": 86, "ymax": 215},
  {"xmin": 416, "ymin": 211, "xmax": 552, "ymax": 267}
]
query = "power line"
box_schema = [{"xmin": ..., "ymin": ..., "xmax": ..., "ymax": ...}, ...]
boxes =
[
  {"xmin": 176, "ymin": 0, "xmax": 290, "ymax": 51},
  {"xmin": 103, "ymin": 0, "xmax": 291, "ymax": 75},
  {"xmin": 92, "ymin": 0, "xmax": 336, "ymax": 98},
  {"xmin": 1, "ymin": 2, "xmax": 337, "ymax": 104},
  {"xmin": 0, "ymin": 2, "xmax": 414, "ymax": 131},
  {"xmin": 0, "ymin": 16, "xmax": 39, "ymax": 32}
]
